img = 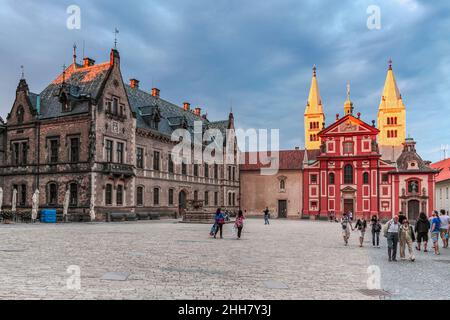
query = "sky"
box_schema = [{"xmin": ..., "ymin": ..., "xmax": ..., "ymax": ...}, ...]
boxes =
[{"xmin": 0, "ymin": 0, "xmax": 449, "ymax": 162}]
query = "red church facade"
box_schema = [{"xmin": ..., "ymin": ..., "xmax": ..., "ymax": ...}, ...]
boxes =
[{"xmin": 302, "ymin": 114, "xmax": 438, "ymax": 220}]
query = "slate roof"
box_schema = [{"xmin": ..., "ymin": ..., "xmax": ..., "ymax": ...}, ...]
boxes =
[
  {"xmin": 126, "ymin": 85, "xmax": 230, "ymax": 138},
  {"xmin": 240, "ymin": 149, "xmax": 320, "ymax": 171},
  {"xmin": 431, "ymin": 158, "xmax": 450, "ymax": 183},
  {"xmin": 21, "ymin": 58, "xmax": 231, "ymax": 137},
  {"xmin": 38, "ymin": 63, "xmax": 110, "ymax": 119}
]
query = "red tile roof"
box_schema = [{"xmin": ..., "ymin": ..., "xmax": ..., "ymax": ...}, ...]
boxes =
[
  {"xmin": 431, "ymin": 158, "xmax": 450, "ymax": 183},
  {"xmin": 240, "ymin": 149, "xmax": 320, "ymax": 171}
]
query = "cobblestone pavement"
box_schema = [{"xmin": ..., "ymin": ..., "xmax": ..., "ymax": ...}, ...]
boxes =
[{"xmin": 0, "ymin": 219, "xmax": 447, "ymax": 300}]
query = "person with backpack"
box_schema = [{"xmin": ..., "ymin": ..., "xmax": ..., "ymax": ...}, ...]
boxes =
[
  {"xmin": 399, "ymin": 218, "xmax": 416, "ymax": 262},
  {"xmin": 263, "ymin": 207, "xmax": 270, "ymax": 225},
  {"xmin": 370, "ymin": 215, "xmax": 382, "ymax": 248},
  {"xmin": 214, "ymin": 208, "xmax": 226, "ymax": 239},
  {"xmin": 234, "ymin": 210, "xmax": 245, "ymax": 239},
  {"xmin": 415, "ymin": 212, "xmax": 430, "ymax": 252},
  {"xmin": 383, "ymin": 215, "xmax": 400, "ymax": 262},
  {"xmin": 341, "ymin": 213, "xmax": 353, "ymax": 246},
  {"xmin": 430, "ymin": 211, "xmax": 441, "ymax": 255},
  {"xmin": 354, "ymin": 217, "xmax": 367, "ymax": 247}
]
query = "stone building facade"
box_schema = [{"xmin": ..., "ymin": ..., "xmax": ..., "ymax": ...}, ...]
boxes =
[
  {"xmin": 0, "ymin": 48, "xmax": 240, "ymax": 220},
  {"xmin": 431, "ymin": 158, "xmax": 450, "ymax": 215}
]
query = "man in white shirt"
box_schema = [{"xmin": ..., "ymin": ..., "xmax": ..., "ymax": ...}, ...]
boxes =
[
  {"xmin": 439, "ymin": 210, "xmax": 449, "ymax": 248},
  {"xmin": 384, "ymin": 215, "xmax": 400, "ymax": 262}
]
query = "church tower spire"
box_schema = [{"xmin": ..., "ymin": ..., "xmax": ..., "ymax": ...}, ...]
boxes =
[
  {"xmin": 343, "ymin": 82, "xmax": 354, "ymax": 115},
  {"xmin": 377, "ymin": 59, "xmax": 406, "ymax": 152},
  {"xmin": 304, "ymin": 65, "xmax": 325, "ymax": 150}
]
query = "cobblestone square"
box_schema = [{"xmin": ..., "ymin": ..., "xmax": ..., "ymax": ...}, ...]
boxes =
[{"xmin": 0, "ymin": 219, "xmax": 448, "ymax": 300}]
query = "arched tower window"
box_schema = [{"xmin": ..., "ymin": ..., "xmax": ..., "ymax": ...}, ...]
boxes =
[
  {"xmin": 363, "ymin": 172, "xmax": 369, "ymax": 184},
  {"xmin": 17, "ymin": 106, "xmax": 24, "ymax": 124},
  {"xmin": 328, "ymin": 173, "xmax": 335, "ymax": 184}
]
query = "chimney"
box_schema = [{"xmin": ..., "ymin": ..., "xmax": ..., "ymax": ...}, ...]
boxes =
[
  {"xmin": 130, "ymin": 79, "xmax": 140, "ymax": 89},
  {"xmin": 194, "ymin": 107, "xmax": 201, "ymax": 116},
  {"xmin": 83, "ymin": 57, "xmax": 95, "ymax": 67},
  {"xmin": 183, "ymin": 102, "xmax": 190, "ymax": 111},
  {"xmin": 151, "ymin": 88, "xmax": 160, "ymax": 98},
  {"xmin": 295, "ymin": 146, "xmax": 300, "ymax": 150}
]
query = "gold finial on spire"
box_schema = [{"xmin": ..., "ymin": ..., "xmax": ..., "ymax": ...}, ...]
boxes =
[
  {"xmin": 20, "ymin": 65, "xmax": 24, "ymax": 79},
  {"xmin": 388, "ymin": 58, "xmax": 393, "ymax": 70},
  {"xmin": 344, "ymin": 82, "xmax": 353, "ymax": 115},
  {"xmin": 312, "ymin": 64, "xmax": 317, "ymax": 77}
]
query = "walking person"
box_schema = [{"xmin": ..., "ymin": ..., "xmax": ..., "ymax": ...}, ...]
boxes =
[
  {"xmin": 370, "ymin": 215, "xmax": 382, "ymax": 248},
  {"xmin": 430, "ymin": 211, "xmax": 441, "ymax": 255},
  {"xmin": 384, "ymin": 215, "xmax": 400, "ymax": 262},
  {"xmin": 341, "ymin": 213, "xmax": 353, "ymax": 246},
  {"xmin": 348, "ymin": 211, "xmax": 353, "ymax": 222},
  {"xmin": 234, "ymin": 210, "xmax": 245, "ymax": 239},
  {"xmin": 439, "ymin": 210, "xmax": 449, "ymax": 249},
  {"xmin": 415, "ymin": 212, "xmax": 430, "ymax": 252},
  {"xmin": 354, "ymin": 217, "xmax": 367, "ymax": 247},
  {"xmin": 214, "ymin": 208, "xmax": 225, "ymax": 239},
  {"xmin": 263, "ymin": 207, "xmax": 270, "ymax": 225},
  {"xmin": 399, "ymin": 219, "xmax": 416, "ymax": 261}
]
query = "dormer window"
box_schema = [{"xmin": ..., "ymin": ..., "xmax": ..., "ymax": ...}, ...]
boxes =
[
  {"xmin": 112, "ymin": 98, "xmax": 118, "ymax": 115},
  {"xmin": 17, "ymin": 106, "xmax": 24, "ymax": 124}
]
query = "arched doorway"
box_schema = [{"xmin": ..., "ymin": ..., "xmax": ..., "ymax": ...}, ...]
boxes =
[
  {"xmin": 407, "ymin": 200, "xmax": 420, "ymax": 221},
  {"xmin": 179, "ymin": 190, "xmax": 187, "ymax": 210}
]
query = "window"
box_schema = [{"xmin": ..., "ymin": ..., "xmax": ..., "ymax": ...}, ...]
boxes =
[
  {"xmin": 214, "ymin": 164, "xmax": 218, "ymax": 179},
  {"xmin": 168, "ymin": 154, "xmax": 174, "ymax": 174},
  {"xmin": 168, "ymin": 189, "xmax": 174, "ymax": 205},
  {"xmin": 136, "ymin": 147, "xmax": 144, "ymax": 169},
  {"xmin": 232, "ymin": 167, "xmax": 236, "ymax": 180},
  {"xmin": 343, "ymin": 141, "xmax": 353, "ymax": 154},
  {"xmin": 17, "ymin": 106, "xmax": 24, "ymax": 124},
  {"xmin": 182, "ymin": 162, "xmax": 187, "ymax": 175},
  {"xmin": 363, "ymin": 172, "xmax": 369, "ymax": 184},
  {"xmin": 105, "ymin": 184, "xmax": 112, "ymax": 205},
  {"xmin": 47, "ymin": 183, "xmax": 57, "ymax": 205},
  {"xmin": 311, "ymin": 174, "xmax": 317, "ymax": 184},
  {"xmin": 116, "ymin": 142, "xmax": 124, "ymax": 164},
  {"xmin": 70, "ymin": 137, "xmax": 80, "ymax": 162},
  {"xmin": 49, "ymin": 139, "xmax": 59, "ymax": 163},
  {"xmin": 228, "ymin": 193, "xmax": 232, "ymax": 206},
  {"xmin": 344, "ymin": 165, "xmax": 353, "ymax": 184},
  {"xmin": 194, "ymin": 190, "xmax": 198, "ymax": 201},
  {"xmin": 280, "ymin": 180, "xmax": 286, "ymax": 190},
  {"xmin": 153, "ymin": 151, "xmax": 160, "ymax": 171},
  {"xmin": 21, "ymin": 142, "xmax": 27, "ymax": 165},
  {"xmin": 105, "ymin": 100, "xmax": 112, "ymax": 113},
  {"xmin": 204, "ymin": 163, "xmax": 209, "ymax": 178},
  {"xmin": 12, "ymin": 142, "xmax": 27, "ymax": 166},
  {"xmin": 112, "ymin": 98, "xmax": 118, "ymax": 115},
  {"xmin": 214, "ymin": 192, "xmax": 218, "ymax": 206},
  {"xmin": 232, "ymin": 193, "xmax": 236, "ymax": 206},
  {"xmin": 137, "ymin": 186, "xmax": 144, "ymax": 206},
  {"xmin": 153, "ymin": 188, "xmax": 159, "ymax": 205},
  {"xmin": 382, "ymin": 174, "xmax": 389, "ymax": 183},
  {"xmin": 228, "ymin": 166, "xmax": 232, "ymax": 180},
  {"xmin": 116, "ymin": 185, "xmax": 123, "ymax": 205},
  {"xmin": 19, "ymin": 184, "xmax": 26, "ymax": 206},
  {"xmin": 204, "ymin": 191, "xmax": 209, "ymax": 205},
  {"xmin": 329, "ymin": 173, "xmax": 335, "ymax": 184},
  {"xmin": 106, "ymin": 140, "xmax": 113, "ymax": 162},
  {"xmin": 69, "ymin": 183, "xmax": 78, "ymax": 206},
  {"xmin": 193, "ymin": 164, "xmax": 199, "ymax": 177}
]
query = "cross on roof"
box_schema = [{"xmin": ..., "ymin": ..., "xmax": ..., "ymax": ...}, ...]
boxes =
[
  {"xmin": 388, "ymin": 58, "xmax": 393, "ymax": 69},
  {"xmin": 20, "ymin": 65, "xmax": 24, "ymax": 79}
]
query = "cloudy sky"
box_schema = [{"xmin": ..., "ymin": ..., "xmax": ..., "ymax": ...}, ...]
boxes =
[{"xmin": 0, "ymin": 0, "xmax": 449, "ymax": 161}]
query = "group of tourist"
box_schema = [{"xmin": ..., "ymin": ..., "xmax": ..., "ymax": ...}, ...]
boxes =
[
  {"xmin": 210, "ymin": 208, "xmax": 245, "ymax": 240},
  {"xmin": 340, "ymin": 209, "xmax": 450, "ymax": 262}
]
